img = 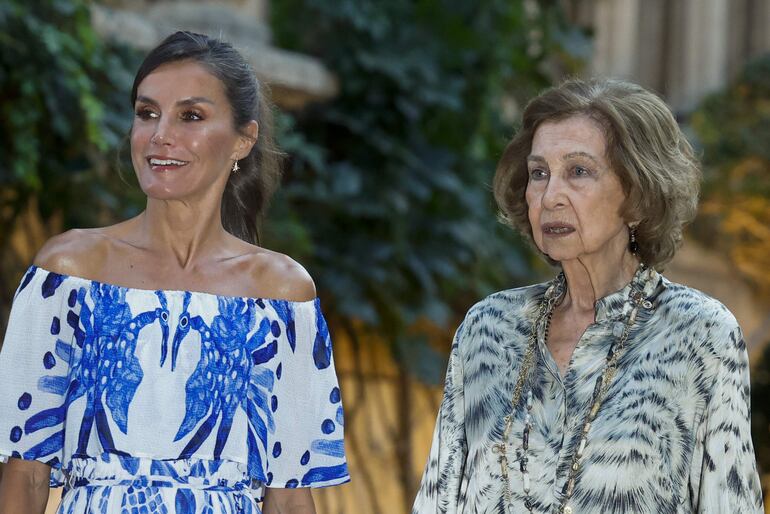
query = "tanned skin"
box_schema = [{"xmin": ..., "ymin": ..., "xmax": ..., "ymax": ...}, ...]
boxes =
[{"xmin": 0, "ymin": 60, "xmax": 317, "ymax": 514}]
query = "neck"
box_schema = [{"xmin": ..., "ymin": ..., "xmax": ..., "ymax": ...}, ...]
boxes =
[
  {"xmin": 559, "ymin": 248, "xmax": 639, "ymax": 315},
  {"xmin": 137, "ymin": 196, "xmax": 230, "ymax": 270}
]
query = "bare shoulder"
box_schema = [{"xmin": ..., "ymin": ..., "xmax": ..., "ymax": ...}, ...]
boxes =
[
  {"xmin": 33, "ymin": 228, "xmax": 110, "ymax": 278},
  {"xmin": 245, "ymin": 247, "xmax": 317, "ymax": 302}
]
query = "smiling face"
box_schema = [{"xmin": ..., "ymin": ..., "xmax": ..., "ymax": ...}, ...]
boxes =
[
  {"xmin": 131, "ymin": 60, "xmax": 251, "ymax": 202},
  {"xmin": 525, "ymin": 115, "xmax": 630, "ymax": 264}
]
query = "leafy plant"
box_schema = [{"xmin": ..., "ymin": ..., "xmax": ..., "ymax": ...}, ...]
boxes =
[
  {"xmin": 269, "ymin": 4, "xmax": 588, "ymax": 506},
  {"xmin": 0, "ymin": 1, "xmax": 589, "ymax": 508},
  {"xmin": 270, "ymin": 0, "xmax": 588, "ymax": 382},
  {"xmin": 0, "ymin": 0, "xmax": 141, "ymax": 226},
  {"xmin": 690, "ymin": 55, "xmax": 770, "ymax": 298},
  {"xmin": 0, "ymin": 0, "xmax": 141, "ymax": 333}
]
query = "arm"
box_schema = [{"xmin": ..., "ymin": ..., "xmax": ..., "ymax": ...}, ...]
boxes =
[
  {"xmin": 691, "ymin": 321, "xmax": 764, "ymax": 513},
  {"xmin": 412, "ymin": 328, "xmax": 467, "ymax": 514},
  {"xmin": 263, "ymin": 488, "xmax": 315, "ymax": 514},
  {"xmin": 0, "ymin": 459, "xmax": 51, "ymax": 514}
]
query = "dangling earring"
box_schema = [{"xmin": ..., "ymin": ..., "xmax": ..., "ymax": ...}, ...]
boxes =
[
  {"xmin": 232, "ymin": 160, "xmax": 240, "ymax": 173},
  {"xmin": 629, "ymin": 225, "xmax": 639, "ymax": 255}
]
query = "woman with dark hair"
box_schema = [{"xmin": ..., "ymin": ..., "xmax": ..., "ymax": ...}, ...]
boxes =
[
  {"xmin": 412, "ymin": 78, "xmax": 764, "ymax": 513},
  {"xmin": 0, "ymin": 31, "xmax": 349, "ymax": 513}
]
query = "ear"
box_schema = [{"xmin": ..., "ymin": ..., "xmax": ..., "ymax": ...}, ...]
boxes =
[{"xmin": 231, "ymin": 120, "xmax": 259, "ymax": 160}]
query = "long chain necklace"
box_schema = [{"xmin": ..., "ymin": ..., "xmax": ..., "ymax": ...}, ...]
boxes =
[{"xmin": 492, "ymin": 267, "xmax": 653, "ymax": 514}]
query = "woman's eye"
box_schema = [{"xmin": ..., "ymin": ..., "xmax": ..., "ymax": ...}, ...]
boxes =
[
  {"xmin": 529, "ymin": 168, "xmax": 548, "ymax": 180},
  {"xmin": 573, "ymin": 166, "xmax": 591, "ymax": 177},
  {"xmin": 181, "ymin": 110, "xmax": 203, "ymax": 121},
  {"xmin": 135, "ymin": 108, "xmax": 158, "ymax": 120}
]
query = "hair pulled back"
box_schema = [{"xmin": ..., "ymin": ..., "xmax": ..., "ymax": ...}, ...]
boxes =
[{"xmin": 131, "ymin": 31, "xmax": 281, "ymax": 244}]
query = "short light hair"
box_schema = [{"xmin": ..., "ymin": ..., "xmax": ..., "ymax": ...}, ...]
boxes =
[{"xmin": 493, "ymin": 78, "xmax": 701, "ymax": 268}]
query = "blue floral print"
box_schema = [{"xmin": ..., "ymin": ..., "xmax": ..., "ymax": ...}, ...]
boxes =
[{"xmin": 0, "ymin": 267, "xmax": 349, "ymax": 513}]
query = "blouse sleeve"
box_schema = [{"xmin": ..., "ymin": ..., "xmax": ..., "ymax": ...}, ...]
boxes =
[
  {"xmin": 263, "ymin": 298, "xmax": 350, "ymax": 489},
  {"xmin": 690, "ymin": 310, "xmax": 765, "ymax": 513},
  {"xmin": 0, "ymin": 267, "xmax": 79, "ymax": 487},
  {"xmin": 412, "ymin": 322, "xmax": 468, "ymax": 514}
]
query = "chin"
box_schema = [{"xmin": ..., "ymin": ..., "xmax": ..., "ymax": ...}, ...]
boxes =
[
  {"xmin": 136, "ymin": 171, "xmax": 195, "ymax": 198},
  {"xmin": 139, "ymin": 181, "xmax": 195, "ymax": 201},
  {"xmin": 545, "ymin": 253, "xmax": 577, "ymax": 264},
  {"xmin": 538, "ymin": 244, "xmax": 578, "ymax": 263}
]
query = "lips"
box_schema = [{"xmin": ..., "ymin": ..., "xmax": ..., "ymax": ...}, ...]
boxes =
[
  {"xmin": 147, "ymin": 156, "xmax": 189, "ymax": 171},
  {"xmin": 542, "ymin": 222, "xmax": 575, "ymax": 236}
]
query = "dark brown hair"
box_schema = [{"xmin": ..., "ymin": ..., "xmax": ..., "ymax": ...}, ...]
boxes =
[{"xmin": 131, "ymin": 31, "xmax": 282, "ymax": 244}]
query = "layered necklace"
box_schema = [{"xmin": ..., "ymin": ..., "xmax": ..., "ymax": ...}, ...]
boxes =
[{"xmin": 492, "ymin": 266, "xmax": 654, "ymax": 514}]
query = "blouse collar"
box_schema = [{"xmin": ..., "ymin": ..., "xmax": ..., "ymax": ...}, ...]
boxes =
[{"xmin": 542, "ymin": 264, "xmax": 665, "ymax": 323}]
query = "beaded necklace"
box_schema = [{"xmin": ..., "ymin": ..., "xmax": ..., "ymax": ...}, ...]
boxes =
[{"xmin": 492, "ymin": 266, "xmax": 653, "ymax": 514}]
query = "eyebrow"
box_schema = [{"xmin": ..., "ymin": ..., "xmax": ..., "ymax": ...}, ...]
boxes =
[
  {"xmin": 135, "ymin": 96, "xmax": 215, "ymax": 107},
  {"xmin": 526, "ymin": 152, "xmax": 600, "ymax": 165},
  {"xmin": 563, "ymin": 151, "xmax": 599, "ymax": 164}
]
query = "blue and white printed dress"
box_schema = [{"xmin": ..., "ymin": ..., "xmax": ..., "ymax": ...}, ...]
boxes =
[{"xmin": 0, "ymin": 266, "xmax": 350, "ymax": 513}]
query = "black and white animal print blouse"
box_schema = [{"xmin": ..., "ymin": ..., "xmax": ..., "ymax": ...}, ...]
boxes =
[{"xmin": 413, "ymin": 266, "xmax": 764, "ymax": 514}]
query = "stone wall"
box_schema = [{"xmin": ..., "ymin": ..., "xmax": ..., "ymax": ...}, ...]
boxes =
[{"xmin": 91, "ymin": 0, "xmax": 337, "ymax": 110}]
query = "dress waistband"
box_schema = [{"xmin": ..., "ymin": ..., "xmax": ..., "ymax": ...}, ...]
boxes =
[{"xmin": 63, "ymin": 454, "xmax": 261, "ymax": 493}]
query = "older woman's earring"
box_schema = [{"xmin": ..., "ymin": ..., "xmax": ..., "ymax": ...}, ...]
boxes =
[
  {"xmin": 232, "ymin": 160, "xmax": 240, "ymax": 173},
  {"xmin": 629, "ymin": 226, "xmax": 639, "ymax": 254}
]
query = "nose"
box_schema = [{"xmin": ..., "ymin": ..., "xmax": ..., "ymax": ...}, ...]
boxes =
[
  {"xmin": 542, "ymin": 175, "xmax": 567, "ymax": 210},
  {"xmin": 150, "ymin": 117, "xmax": 175, "ymax": 146}
]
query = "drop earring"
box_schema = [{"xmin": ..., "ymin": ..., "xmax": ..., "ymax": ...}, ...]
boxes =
[
  {"xmin": 629, "ymin": 225, "xmax": 639, "ymax": 254},
  {"xmin": 232, "ymin": 160, "xmax": 240, "ymax": 173}
]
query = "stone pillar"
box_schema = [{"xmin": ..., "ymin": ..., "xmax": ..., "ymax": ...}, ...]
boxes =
[
  {"xmin": 591, "ymin": 0, "xmax": 641, "ymax": 79},
  {"xmin": 666, "ymin": 0, "xmax": 729, "ymax": 112},
  {"xmin": 581, "ymin": 0, "xmax": 767, "ymax": 112},
  {"xmin": 750, "ymin": 0, "xmax": 770, "ymax": 58},
  {"xmin": 663, "ymin": 0, "xmax": 687, "ymax": 110},
  {"xmin": 698, "ymin": 0, "xmax": 729, "ymax": 98},
  {"xmin": 634, "ymin": 0, "xmax": 667, "ymax": 93},
  {"xmin": 726, "ymin": 0, "xmax": 770, "ymax": 78},
  {"xmin": 726, "ymin": 0, "xmax": 751, "ymax": 78}
]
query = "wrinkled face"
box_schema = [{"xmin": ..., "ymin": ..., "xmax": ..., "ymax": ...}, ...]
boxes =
[
  {"xmin": 525, "ymin": 115, "xmax": 629, "ymax": 263},
  {"xmin": 131, "ymin": 60, "xmax": 245, "ymax": 201}
]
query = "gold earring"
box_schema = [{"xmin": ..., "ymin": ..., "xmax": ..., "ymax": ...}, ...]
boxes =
[{"xmin": 232, "ymin": 160, "xmax": 240, "ymax": 173}]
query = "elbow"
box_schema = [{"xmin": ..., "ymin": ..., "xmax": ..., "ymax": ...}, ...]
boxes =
[
  {"xmin": 0, "ymin": 459, "xmax": 51, "ymax": 513},
  {"xmin": 263, "ymin": 487, "xmax": 316, "ymax": 514}
]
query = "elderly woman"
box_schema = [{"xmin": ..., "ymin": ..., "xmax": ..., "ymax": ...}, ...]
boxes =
[
  {"xmin": 412, "ymin": 78, "xmax": 764, "ymax": 514},
  {"xmin": 0, "ymin": 32, "xmax": 348, "ymax": 513}
]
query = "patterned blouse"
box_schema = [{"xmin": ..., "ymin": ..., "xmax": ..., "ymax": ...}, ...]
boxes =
[
  {"xmin": 413, "ymin": 266, "xmax": 764, "ymax": 514},
  {"xmin": 0, "ymin": 266, "xmax": 349, "ymax": 513}
]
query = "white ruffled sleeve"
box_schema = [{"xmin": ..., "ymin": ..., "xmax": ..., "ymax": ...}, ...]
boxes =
[
  {"xmin": 260, "ymin": 298, "xmax": 350, "ymax": 489},
  {"xmin": 0, "ymin": 266, "xmax": 81, "ymax": 486}
]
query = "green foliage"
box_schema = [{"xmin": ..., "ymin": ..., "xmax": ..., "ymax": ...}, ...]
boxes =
[
  {"xmin": 0, "ymin": 0, "xmax": 141, "ymax": 229},
  {"xmin": 688, "ymin": 55, "xmax": 770, "ymax": 295},
  {"xmin": 0, "ymin": 0, "xmax": 588, "ymax": 384},
  {"xmin": 691, "ymin": 54, "xmax": 770, "ymax": 198},
  {"xmin": 270, "ymin": 0, "xmax": 588, "ymax": 381}
]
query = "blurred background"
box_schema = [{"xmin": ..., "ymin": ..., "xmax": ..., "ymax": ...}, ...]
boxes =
[{"xmin": 0, "ymin": 1, "xmax": 768, "ymax": 513}]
